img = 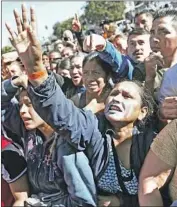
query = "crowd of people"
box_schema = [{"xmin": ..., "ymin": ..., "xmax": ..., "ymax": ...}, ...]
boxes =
[{"xmin": 1, "ymin": 3, "xmax": 177, "ymax": 207}]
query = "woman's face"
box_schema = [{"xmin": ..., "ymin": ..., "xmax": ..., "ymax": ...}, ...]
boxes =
[
  {"xmin": 70, "ymin": 57, "xmax": 83, "ymax": 86},
  {"xmin": 104, "ymin": 81, "xmax": 147, "ymax": 125},
  {"xmin": 19, "ymin": 90, "xmax": 45, "ymax": 130},
  {"xmin": 83, "ymin": 59, "xmax": 107, "ymax": 95},
  {"xmin": 42, "ymin": 55, "xmax": 49, "ymax": 67}
]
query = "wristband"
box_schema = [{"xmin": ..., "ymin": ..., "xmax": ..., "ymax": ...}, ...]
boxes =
[{"xmin": 28, "ymin": 70, "xmax": 47, "ymax": 80}]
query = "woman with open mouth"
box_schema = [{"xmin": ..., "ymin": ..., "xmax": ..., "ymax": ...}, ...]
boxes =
[{"xmin": 4, "ymin": 5, "xmax": 170, "ymax": 207}]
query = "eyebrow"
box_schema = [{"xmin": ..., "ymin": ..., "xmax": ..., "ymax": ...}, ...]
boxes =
[
  {"xmin": 71, "ymin": 64, "xmax": 81, "ymax": 68},
  {"xmin": 111, "ymin": 88, "xmax": 134, "ymax": 97},
  {"xmin": 157, "ymin": 27, "xmax": 169, "ymax": 32}
]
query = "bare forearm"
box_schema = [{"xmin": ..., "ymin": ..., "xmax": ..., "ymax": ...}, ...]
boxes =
[
  {"xmin": 139, "ymin": 188, "xmax": 163, "ymax": 206},
  {"xmin": 145, "ymin": 78, "xmax": 155, "ymax": 95}
]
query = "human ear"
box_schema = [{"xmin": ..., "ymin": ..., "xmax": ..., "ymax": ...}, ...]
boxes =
[{"xmin": 138, "ymin": 106, "xmax": 148, "ymax": 121}]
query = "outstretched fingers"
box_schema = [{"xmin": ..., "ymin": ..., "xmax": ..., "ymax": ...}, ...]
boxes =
[
  {"xmin": 22, "ymin": 4, "xmax": 28, "ymax": 30},
  {"xmin": 27, "ymin": 26, "xmax": 38, "ymax": 46},
  {"xmin": 75, "ymin": 13, "xmax": 78, "ymax": 21},
  {"xmin": 5, "ymin": 23, "xmax": 17, "ymax": 41},
  {"xmin": 30, "ymin": 6, "xmax": 36, "ymax": 33},
  {"xmin": 13, "ymin": 9, "xmax": 23, "ymax": 33}
]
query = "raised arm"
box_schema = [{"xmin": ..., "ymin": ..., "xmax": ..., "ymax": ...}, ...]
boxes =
[
  {"xmin": 5, "ymin": 4, "xmax": 104, "ymax": 152},
  {"xmin": 72, "ymin": 14, "xmax": 85, "ymax": 52},
  {"xmin": 138, "ymin": 120, "xmax": 177, "ymax": 206},
  {"xmin": 83, "ymin": 34, "xmax": 134, "ymax": 81}
]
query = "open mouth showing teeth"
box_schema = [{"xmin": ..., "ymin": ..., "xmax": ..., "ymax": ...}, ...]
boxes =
[{"xmin": 109, "ymin": 105, "xmax": 122, "ymax": 112}]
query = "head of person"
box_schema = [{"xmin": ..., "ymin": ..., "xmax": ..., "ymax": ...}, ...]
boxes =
[
  {"xmin": 113, "ymin": 33, "xmax": 128, "ymax": 55},
  {"xmin": 49, "ymin": 51, "xmax": 62, "ymax": 72},
  {"xmin": 106, "ymin": 23, "xmax": 117, "ymax": 38},
  {"xmin": 42, "ymin": 52, "xmax": 50, "ymax": 69},
  {"xmin": 70, "ymin": 53, "xmax": 85, "ymax": 86},
  {"xmin": 54, "ymin": 40, "xmax": 65, "ymax": 53},
  {"xmin": 7, "ymin": 60, "xmax": 24, "ymax": 77},
  {"xmin": 104, "ymin": 80, "xmax": 155, "ymax": 128},
  {"xmin": 2, "ymin": 51, "xmax": 24, "ymax": 78},
  {"xmin": 150, "ymin": 29, "xmax": 161, "ymax": 53},
  {"xmin": 135, "ymin": 11, "xmax": 154, "ymax": 31},
  {"xmin": 82, "ymin": 52, "xmax": 113, "ymax": 95},
  {"xmin": 127, "ymin": 28, "xmax": 152, "ymax": 63},
  {"xmin": 19, "ymin": 88, "xmax": 45, "ymax": 130},
  {"xmin": 62, "ymin": 30, "xmax": 74, "ymax": 42},
  {"xmin": 57, "ymin": 58, "xmax": 71, "ymax": 78},
  {"xmin": 62, "ymin": 47, "xmax": 74, "ymax": 58},
  {"xmin": 152, "ymin": 9, "xmax": 177, "ymax": 62}
]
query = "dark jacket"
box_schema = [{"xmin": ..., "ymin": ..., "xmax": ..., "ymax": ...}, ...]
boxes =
[
  {"xmin": 1, "ymin": 78, "xmax": 97, "ymax": 207},
  {"xmin": 61, "ymin": 77, "xmax": 85, "ymax": 100},
  {"xmin": 24, "ymin": 72, "xmax": 156, "ymax": 186}
]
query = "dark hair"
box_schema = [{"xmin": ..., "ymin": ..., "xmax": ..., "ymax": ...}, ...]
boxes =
[
  {"xmin": 114, "ymin": 80, "xmax": 156, "ymax": 127},
  {"xmin": 115, "ymin": 33, "xmax": 128, "ymax": 40},
  {"xmin": 128, "ymin": 28, "xmax": 150, "ymax": 42},
  {"xmin": 135, "ymin": 10, "xmax": 154, "ymax": 20},
  {"xmin": 49, "ymin": 50, "xmax": 61, "ymax": 56},
  {"xmin": 154, "ymin": 9, "xmax": 177, "ymax": 29},
  {"xmin": 57, "ymin": 58, "xmax": 71, "ymax": 71},
  {"xmin": 82, "ymin": 52, "xmax": 115, "ymax": 88},
  {"xmin": 42, "ymin": 51, "xmax": 49, "ymax": 57},
  {"xmin": 70, "ymin": 52, "xmax": 87, "ymax": 62},
  {"xmin": 63, "ymin": 47, "xmax": 74, "ymax": 53},
  {"xmin": 128, "ymin": 28, "xmax": 150, "ymax": 37},
  {"xmin": 83, "ymin": 52, "xmax": 112, "ymax": 77}
]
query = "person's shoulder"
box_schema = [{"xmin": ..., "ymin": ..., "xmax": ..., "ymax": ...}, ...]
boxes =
[
  {"xmin": 167, "ymin": 119, "xmax": 177, "ymax": 133},
  {"xmin": 164, "ymin": 63, "xmax": 177, "ymax": 77}
]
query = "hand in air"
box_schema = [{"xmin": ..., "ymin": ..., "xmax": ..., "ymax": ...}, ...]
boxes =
[
  {"xmin": 145, "ymin": 52, "xmax": 164, "ymax": 79},
  {"xmin": 83, "ymin": 34, "xmax": 106, "ymax": 52},
  {"xmin": 5, "ymin": 4, "xmax": 43, "ymax": 74},
  {"xmin": 72, "ymin": 14, "xmax": 82, "ymax": 32},
  {"xmin": 159, "ymin": 97, "xmax": 177, "ymax": 120}
]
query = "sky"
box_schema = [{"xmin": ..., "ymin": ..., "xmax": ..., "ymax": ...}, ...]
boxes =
[{"xmin": 2, "ymin": 1, "xmax": 86, "ymax": 47}]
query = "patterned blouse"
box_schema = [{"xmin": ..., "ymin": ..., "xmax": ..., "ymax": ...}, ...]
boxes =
[{"xmin": 97, "ymin": 138, "xmax": 138, "ymax": 195}]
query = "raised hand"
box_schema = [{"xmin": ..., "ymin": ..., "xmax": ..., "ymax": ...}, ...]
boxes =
[
  {"xmin": 5, "ymin": 4, "xmax": 43, "ymax": 75},
  {"xmin": 159, "ymin": 97, "xmax": 177, "ymax": 120},
  {"xmin": 145, "ymin": 52, "xmax": 164, "ymax": 80},
  {"xmin": 83, "ymin": 34, "xmax": 106, "ymax": 52},
  {"xmin": 72, "ymin": 14, "xmax": 81, "ymax": 32}
]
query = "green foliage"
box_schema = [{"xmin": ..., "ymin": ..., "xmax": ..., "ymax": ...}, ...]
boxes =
[
  {"xmin": 53, "ymin": 18, "xmax": 73, "ymax": 38},
  {"xmin": 52, "ymin": 1, "xmax": 125, "ymax": 37},
  {"xmin": 83, "ymin": 1, "xmax": 125, "ymax": 24},
  {"xmin": 1, "ymin": 45, "xmax": 14, "ymax": 54}
]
